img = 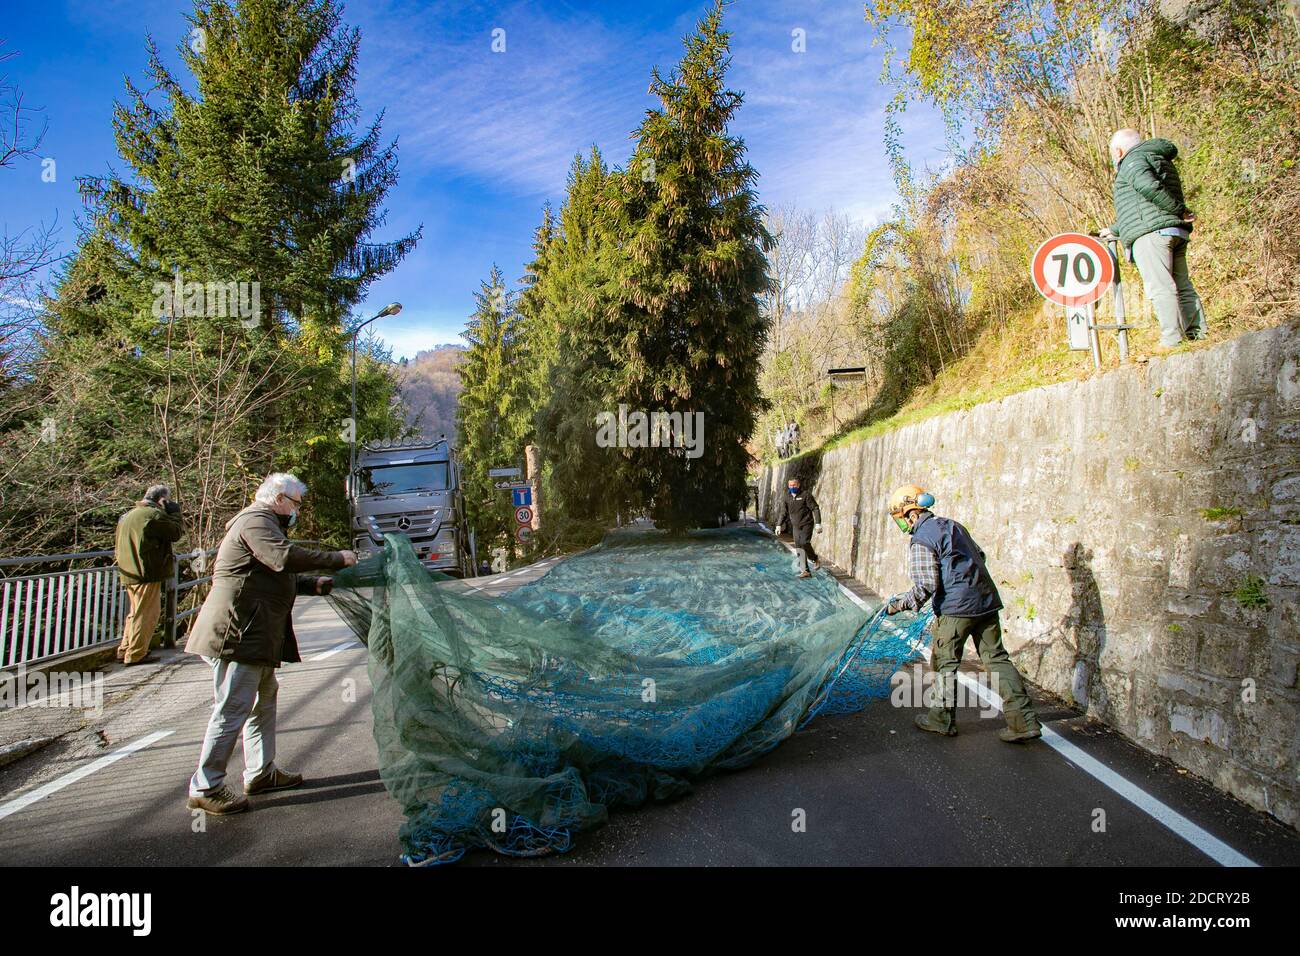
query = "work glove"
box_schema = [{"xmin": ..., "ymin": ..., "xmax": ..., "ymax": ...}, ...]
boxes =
[
  {"xmin": 315, "ymin": 577, "xmax": 334, "ymax": 596},
  {"xmin": 814, "ymin": 524, "xmax": 823, "ymax": 534},
  {"xmin": 883, "ymin": 593, "xmax": 906, "ymax": 616},
  {"xmin": 1098, "ymin": 227, "xmax": 1118, "ymax": 241},
  {"xmin": 774, "ymin": 524, "xmax": 783, "ymax": 536}
]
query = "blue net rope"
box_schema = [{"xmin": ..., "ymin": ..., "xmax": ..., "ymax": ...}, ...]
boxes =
[{"xmin": 327, "ymin": 526, "xmax": 932, "ymax": 865}]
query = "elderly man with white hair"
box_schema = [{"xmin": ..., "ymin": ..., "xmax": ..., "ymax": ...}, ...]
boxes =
[
  {"xmin": 184, "ymin": 472, "xmax": 357, "ymax": 815},
  {"xmin": 1099, "ymin": 128, "xmax": 1206, "ymax": 350}
]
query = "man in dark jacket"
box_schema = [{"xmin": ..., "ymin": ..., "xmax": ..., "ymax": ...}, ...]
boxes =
[
  {"xmin": 185, "ymin": 473, "xmax": 356, "ymax": 815},
  {"xmin": 883, "ymin": 484, "xmax": 1041, "ymax": 743},
  {"xmin": 773, "ymin": 476, "xmax": 822, "ymax": 578},
  {"xmin": 1100, "ymin": 129, "xmax": 1206, "ymax": 349},
  {"xmin": 114, "ymin": 484, "xmax": 184, "ymax": 665}
]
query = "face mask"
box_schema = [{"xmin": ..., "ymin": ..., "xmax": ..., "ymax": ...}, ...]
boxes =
[
  {"xmin": 893, "ymin": 515, "xmax": 912, "ymax": 534},
  {"xmin": 276, "ymin": 509, "xmax": 298, "ymax": 530},
  {"xmin": 788, "ymin": 487, "xmax": 798, "ymax": 496},
  {"xmin": 287, "ymin": 511, "xmax": 298, "ymax": 529}
]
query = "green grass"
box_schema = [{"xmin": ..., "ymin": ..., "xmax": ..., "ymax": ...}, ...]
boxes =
[
  {"xmin": 1200, "ymin": 506, "xmax": 1243, "ymax": 521},
  {"xmin": 1232, "ymin": 575, "xmax": 1270, "ymax": 611}
]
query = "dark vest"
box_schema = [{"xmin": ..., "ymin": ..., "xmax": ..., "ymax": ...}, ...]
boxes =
[{"xmin": 911, "ymin": 513, "xmax": 1002, "ymax": 617}]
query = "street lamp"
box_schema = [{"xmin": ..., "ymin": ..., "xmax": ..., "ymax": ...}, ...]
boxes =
[{"xmin": 348, "ymin": 301, "xmax": 402, "ymax": 491}]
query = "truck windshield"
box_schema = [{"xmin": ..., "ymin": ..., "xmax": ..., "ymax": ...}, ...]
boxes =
[{"xmin": 356, "ymin": 462, "xmax": 449, "ymax": 496}]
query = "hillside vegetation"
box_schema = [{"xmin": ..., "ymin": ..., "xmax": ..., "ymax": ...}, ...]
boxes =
[
  {"xmin": 762, "ymin": 0, "xmax": 1299, "ymax": 464},
  {"xmin": 397, "ymin": 345, "xmax": 465, "ymax": 440}
]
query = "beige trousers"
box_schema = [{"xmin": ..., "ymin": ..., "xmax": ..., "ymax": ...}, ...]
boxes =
[{"xmin": 118, "ymin": 581, "xmax": 162, "ymax": 663}]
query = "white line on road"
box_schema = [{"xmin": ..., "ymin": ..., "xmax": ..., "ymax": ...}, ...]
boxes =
[
  {"xmin": 0, "ymin": 730, "xmax": 174, "ymax": 823},
  {"xmin": 946, "ymin": 663, "xmax": 1257, "ymax": 867},
  {"xmin": 311, "ymin": 640, "xmax": 361, "ymax": 661}
]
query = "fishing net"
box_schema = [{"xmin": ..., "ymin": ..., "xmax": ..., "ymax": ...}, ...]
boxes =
[{"xmin": 327, "ymin": 526, "xmax": 932, "ymax": 865}]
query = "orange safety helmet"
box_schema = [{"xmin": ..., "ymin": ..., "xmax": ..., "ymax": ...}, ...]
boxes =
[{"xmin": 887, "ymin": 484, "xmax": 935, "ymax": 519}]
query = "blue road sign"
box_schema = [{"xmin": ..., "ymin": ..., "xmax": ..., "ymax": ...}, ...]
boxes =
[{"xmin": 512, "ymin": 487, "xmax": 532, "ymax": 507}]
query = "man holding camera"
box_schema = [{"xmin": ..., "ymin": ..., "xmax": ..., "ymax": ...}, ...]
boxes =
[{"xmin": 114, "ymin": 483, "xmax": 185, "ymax": 666}]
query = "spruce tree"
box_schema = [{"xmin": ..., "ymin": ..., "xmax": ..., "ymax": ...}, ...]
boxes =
[
  {"xmin": 37, "ymin": 0, "xmax": 416, "ymax": 547},
  {"xmin": 603, "ymin": 0, "xmax": 771, "ymax": 530},
  {"xmin": 456, "ymin": 265, "xmax": 531, "ymax": 554}
]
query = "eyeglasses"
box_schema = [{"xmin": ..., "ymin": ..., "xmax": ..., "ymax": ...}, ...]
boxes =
[{"xmin": 282, "ymin": 494, "xmax": 303, "ymax": 507}]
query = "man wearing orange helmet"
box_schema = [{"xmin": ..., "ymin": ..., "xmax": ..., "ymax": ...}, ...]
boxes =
[{"xmin": 884, "ymin": 485, "xmax": 1042, "ymax": 743}]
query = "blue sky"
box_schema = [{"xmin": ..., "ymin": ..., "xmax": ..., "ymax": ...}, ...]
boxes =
[{"xmin": 1, "ymin": 0, "xmax": 945, "ymax": 359}]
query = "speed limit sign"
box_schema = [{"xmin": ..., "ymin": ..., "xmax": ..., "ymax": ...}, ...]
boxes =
[
  {"xmin": 1031, "ymin": 233, "xmax": 1114, "ymax": 306},
  {"xmin": 515, "ymin": 506, "xmax": 533, "ymax": 525}
]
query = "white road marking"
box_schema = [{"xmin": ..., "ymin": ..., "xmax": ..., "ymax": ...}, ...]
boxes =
[
  {"xmin": 949, "ymin": 664, "xmax": 1257, "ymax": 868},
  {"xmin": 0, "ymin": 730, "xmax": 174, "ymax": 823},
  {"xmin": 310, "ymin": 640, "xmax": 361, "ymax": 661}
]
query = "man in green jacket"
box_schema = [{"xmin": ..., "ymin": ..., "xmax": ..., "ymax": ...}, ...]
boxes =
[
  {"xmin": 114, "ymin": 484, "xmax": 184, "ymax": 666},
  {"xmin": 1100, "ymin": 129, "xmax": 1206, "ymax": 350}
]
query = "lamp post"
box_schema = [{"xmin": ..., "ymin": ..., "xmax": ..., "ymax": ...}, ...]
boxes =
[{"xmin": 348, "ymin": 301, "xmax": 402, "ymax": 493}]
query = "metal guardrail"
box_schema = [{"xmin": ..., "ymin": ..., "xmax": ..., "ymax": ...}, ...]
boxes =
[
  {"xmin": 0, "ymin": 551, "xmax": 126, "ymax": 668},
  {"xmin": 0, "ymin": 539, "xmax": 329, "ymax": 669}
]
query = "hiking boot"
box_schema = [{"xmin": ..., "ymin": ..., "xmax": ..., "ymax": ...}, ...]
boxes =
[
  {"xmin": 796, "ymin": 570, "xmax": 812, "ymax": 579},
  {"xmin": 186, "ymin": 785, "xmax": 249, "ymax": 815},
  {"xmin": 999, "ymin": 712, "xmax": 1043, "ymax": 743},
  {"xmin": 244, "ymin": 767, "xmax": 304, "ymax": 795},
  {"xmin": 123, "ymin": 653, "xmax": 159, "ymax": 666},
  {"xmin": 812, "ymin": 560, "xmax": 821, "ymax": 571},
  {"xmin": 914, "ymin": 713, "xmax": 957, "ymax": 736}
]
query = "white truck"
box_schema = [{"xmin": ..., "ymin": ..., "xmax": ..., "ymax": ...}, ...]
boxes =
[{"xmin": 347, "ymin": 436, "xmax": 475, "ymax": 576}]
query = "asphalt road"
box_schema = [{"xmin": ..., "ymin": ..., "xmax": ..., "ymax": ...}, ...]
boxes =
[{"xmin": 1, "ymin": 552, "xmax": 1296, "ymax": 868}]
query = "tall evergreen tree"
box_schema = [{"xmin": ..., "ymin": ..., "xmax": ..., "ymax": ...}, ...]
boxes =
[
  {"xmin": 456, "ymin": 265, "xmax": 531, "ymax": 554},
  {"xmin": 28, "ymin": 0, "xmax": 416, "ymax": 549},
  {"xmin": 531, "ymin": 147, "xmax": 630, "ymax": 523},
  {"xmin": 603, "ymin": 0, "xmax": 771, "ymax": 530}
]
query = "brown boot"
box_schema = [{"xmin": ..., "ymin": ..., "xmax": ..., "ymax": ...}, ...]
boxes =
[
  {"xmin": 186, "ymin": 785, "xmax": 249, "ymax": 815},
  {"xmin": 244, "ymin": 767, "xmax": 304, "ymax": 795},
  {"xmin": 999, "ymin": 710, "xmax": 1043, "ymax": 743},
  {"xmin": 914, "ymin": 712, "xmax": 957, "ymax": 736}
]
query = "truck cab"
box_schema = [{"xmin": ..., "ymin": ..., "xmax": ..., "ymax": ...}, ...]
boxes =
[{"xmin": 348, "ymin": 437, "xmax": 474, "ymax": 576}]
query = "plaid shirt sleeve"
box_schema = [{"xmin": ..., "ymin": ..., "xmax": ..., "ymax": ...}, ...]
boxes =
[{"xmin": 892, "ymin": 539, "xmax": 939, "ymax": 612}]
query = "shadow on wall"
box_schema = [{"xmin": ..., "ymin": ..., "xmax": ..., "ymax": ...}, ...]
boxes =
[
  {"xmin": 1063, "ymin": 542, "xmax": 1110, "ymax": 720},
  {"xmin": 1009, "ymin": 542, "xmax": 1110, "ymax": 721}
]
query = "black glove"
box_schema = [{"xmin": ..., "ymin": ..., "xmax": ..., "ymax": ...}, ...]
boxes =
[{"xmin": 316, "ymin": 577, "xmax": 335, "ymax": 596}]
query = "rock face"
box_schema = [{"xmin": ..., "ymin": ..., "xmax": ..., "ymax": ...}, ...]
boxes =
[{"xmin": 760, "ymin": 323, "xmax": 1300, "ymax": 828}]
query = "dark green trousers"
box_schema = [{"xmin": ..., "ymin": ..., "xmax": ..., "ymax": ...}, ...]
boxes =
[{"xmin": 926, "ymin": 611, "xmax": 1039, "ymax": 732}]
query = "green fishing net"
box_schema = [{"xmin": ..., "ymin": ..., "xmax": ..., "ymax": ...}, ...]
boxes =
[{"xmin": 327, "ymin": 526, "xmax": 931, "ymax": 865}]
